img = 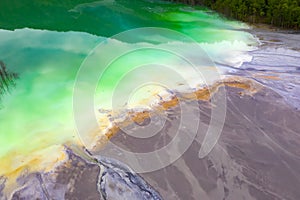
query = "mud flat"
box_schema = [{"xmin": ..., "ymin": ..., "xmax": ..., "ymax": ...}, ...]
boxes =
[
  {"xmin": 1, "ymin": 22, "xmax": 300, "ymax": 200},
  {"xmin": 1, "ymin": 76, "xmax": 299, "ymax": 200},
  {"xmin": 101, "ymin": 79, "xmax": 300, "ymax": 200}
]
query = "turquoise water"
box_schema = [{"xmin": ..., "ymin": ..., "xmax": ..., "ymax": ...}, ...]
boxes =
[{"xmin": 0, "ymin": 0, "xmax": 257, "ymax": 174}]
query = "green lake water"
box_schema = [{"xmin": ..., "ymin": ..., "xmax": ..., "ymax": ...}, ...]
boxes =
[{"xmin": 0, "ymin": 0, "xmax": 257, "ymax": 170}]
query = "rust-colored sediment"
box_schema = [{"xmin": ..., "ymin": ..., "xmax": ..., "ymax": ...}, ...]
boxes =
[
  {"xmin": 105, "ymin": 126, "xmax": 121, "ymax": 140},
  {"xmin": 254, "ymin": 74, "xmax": 281, "ymax": 80},
  {"xmin": 0, "ymin": 76, "xmax": 263, "ymax": 198},
  {"xmin": 129, "ymin": 110, "xmax": 151, "ymax": 124},
  {"xmin": 92, "ymin": 76, "xmax": 262, "ymax": 151},
  {"xmin": 160, "ymin": 96, "xmax": 179, "ymax": 110}
]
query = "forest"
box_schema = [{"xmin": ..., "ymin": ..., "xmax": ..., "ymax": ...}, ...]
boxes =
[{"xmin": 170, "ymin": 0, "xmax": 300, "ymax": 29}]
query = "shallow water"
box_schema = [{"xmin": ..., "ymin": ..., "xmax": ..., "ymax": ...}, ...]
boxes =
[
  {"xmin": 229, "ymin": 28, "xmax": 300, "ymax": 109},
  {"xmin": 1, "ymin": 1, "xmax": 300, "ymax": 200},
  {"xmin": 0, "ymin": 0, "xmax": 256, "ymax": 173}
]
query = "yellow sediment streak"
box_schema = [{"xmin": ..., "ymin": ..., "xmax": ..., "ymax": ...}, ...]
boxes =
[
  {"xmin": 0, "ymin": 76, "xmax": 262, "ymax": 197},
  {"xmin": 1, "ymin": 145, "xmax": 69, "ymax": 197},
  {"xmin": 91, "ymin": 76, "xmax": 262, "ymax": 151},
  {"xmin": 254, "ymin": 74, "xmax": 281, "ymax": 80}
]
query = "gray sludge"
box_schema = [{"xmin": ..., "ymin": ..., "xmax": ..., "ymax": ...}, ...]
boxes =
[
  {"xmin": 3, "ymin": 149, "xmax": 163, "ymax": 200},
  {"xmin": 96, "ymin": 157, "xmax": 162, "ymax": 200}
]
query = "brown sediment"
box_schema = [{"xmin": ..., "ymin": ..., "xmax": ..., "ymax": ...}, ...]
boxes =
[
  {"xmin": 182, "ymin": 85, "xmax": 216, "ymax": 101},
  {"xmin": 221, "ymin": 77, "xmax": 263, "ymax": 94},
  {"xmin": 106, "ymin": 126, "xmax": 121, "ymax": 140},
  {"xmin": 91, "ymin": 76, "xmax": 262, "ymax": 151},
  {"xmin": 129, "ymin": 110, "xmax": 151, "ymax": 124},
  {"xmin": 268, "ymin": 39, "xmax": 282, "ymax": 42},
  {"xmin": 253, "ymin": 74, "xmax": 281, "ymax": 80},
  {"xmin": 183, "ymin": 77, "xmax": 262, "ymax": 101},
  {"xmin": 160, "ymin": 96, "xmax": 179, "ymax": 110}
]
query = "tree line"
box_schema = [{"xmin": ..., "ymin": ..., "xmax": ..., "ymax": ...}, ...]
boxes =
[{"xmin": 170, "ymin": 0, "xmax": 300, "ymax": 29}]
